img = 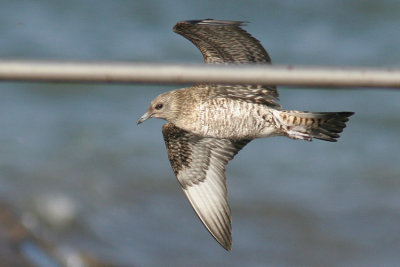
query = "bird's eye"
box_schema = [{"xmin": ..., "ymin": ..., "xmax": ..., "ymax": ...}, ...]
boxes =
[{"xmin": 155, "ymin": 103, "xmax": 163, "ymax": 110}]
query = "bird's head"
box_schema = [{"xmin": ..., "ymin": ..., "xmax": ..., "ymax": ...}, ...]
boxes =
[{"xmin": 137, "ymin": 91, "xmax": 180, "ymax": 125}]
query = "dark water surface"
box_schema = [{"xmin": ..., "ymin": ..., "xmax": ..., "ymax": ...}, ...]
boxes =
[{"xmin": 0, "ymin": 1, "xmax": 400, "ymax": 266}]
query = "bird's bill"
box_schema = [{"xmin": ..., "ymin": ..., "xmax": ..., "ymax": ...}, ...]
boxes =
[{"xmin": 137, "ymin": 112, "xmax": 152, "ymax": 125}]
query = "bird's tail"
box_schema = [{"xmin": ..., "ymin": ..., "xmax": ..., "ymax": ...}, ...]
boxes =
[{"xmin": 277, "ymin": 110, "xmax": 354, "ymax": 142}]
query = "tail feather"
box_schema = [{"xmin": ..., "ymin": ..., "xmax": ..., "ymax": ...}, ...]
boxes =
[{"xmin": 279, "ymin": 111, "xmax": 354, "ymax": 142}]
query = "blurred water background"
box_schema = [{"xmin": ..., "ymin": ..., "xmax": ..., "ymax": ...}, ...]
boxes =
[{"xmin": 0, "ymin": 0, "xmax": 399, "ymax": 266}]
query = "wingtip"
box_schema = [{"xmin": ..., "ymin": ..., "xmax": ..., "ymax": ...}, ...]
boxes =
[
  {"xmin": 182, "ymin": 184, "xmax": 233, "ymax": 252},
  {"xmin": 221, "ymin": 240, "xmax": 232, "ymax": 251},
  {"xmin": 173, "ymin": 19, "xmax": 247, "ymax": 32},
  {"xmin": 213, "ymin": 231, "xmax": 232, "ymax": 251}
]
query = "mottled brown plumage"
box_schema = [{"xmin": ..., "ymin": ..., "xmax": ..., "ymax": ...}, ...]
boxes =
[
  {"xmin": 174, "ymin": 19, "xmax": 280, "ymax": 108},
  {"xmin": 162, "ymin": 123, "xmax": 250, "ymax": 250},
  {"xmin": 138, "ymin": 19, "xmax": 354, "ymax": 250}
]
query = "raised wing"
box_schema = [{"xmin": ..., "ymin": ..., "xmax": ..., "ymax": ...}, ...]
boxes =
[
  {"xmin": 162, "ymin": 123, "xmax": 250, "ymax": 250},
  {"xmin": 173, "ymin": 19, "xmax": 280, "ymax": 108},
  {"xmin": 173, "ymin": 19, "xmax": 271, "ymax": 64}
]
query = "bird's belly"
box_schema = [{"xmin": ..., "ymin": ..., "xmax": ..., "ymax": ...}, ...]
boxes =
[{"xmin": 197, "ymin": 99, "xmax": 271, "ymax": 139}]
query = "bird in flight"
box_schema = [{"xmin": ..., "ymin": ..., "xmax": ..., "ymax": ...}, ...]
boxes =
[{"xmin": 137, "ymin": 19, "xmax": 353, "ymax": 250}]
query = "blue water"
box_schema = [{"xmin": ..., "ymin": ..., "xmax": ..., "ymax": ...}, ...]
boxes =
[{"xmin": 0, "ymin": 1, "xmax": 400, "ymax": 266}]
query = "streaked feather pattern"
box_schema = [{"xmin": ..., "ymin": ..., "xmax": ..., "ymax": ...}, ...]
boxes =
[{"xmin": 174, "ymin": 19, "xmax": 279, "ymax": 108}]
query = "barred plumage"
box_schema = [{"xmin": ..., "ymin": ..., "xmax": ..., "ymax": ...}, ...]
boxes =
[{"xmin": 138, "ymin": 19, "xmax": 354, "ymax": 250}]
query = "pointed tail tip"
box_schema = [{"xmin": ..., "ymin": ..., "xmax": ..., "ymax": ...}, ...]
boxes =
[
  {"xmin": 283, "ymin": 110, "xmax": 354, "ymax": 142},
  {"xmin": 312, "ymin": 111, "xmax": 354, "ymax": 142},
  {"xmin": 341, "ymin": 111, "xmax": 355, "ymax": 118}
]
